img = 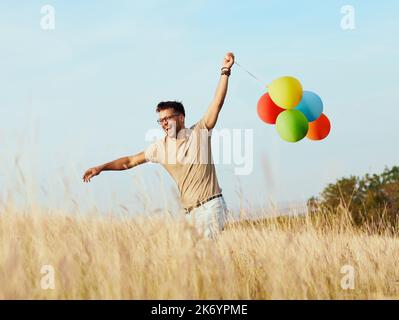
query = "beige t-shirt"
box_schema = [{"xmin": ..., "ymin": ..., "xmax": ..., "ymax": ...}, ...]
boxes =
[{"xmin": 144, "ymin": 118, "xmax": 222, "ymax": 208}]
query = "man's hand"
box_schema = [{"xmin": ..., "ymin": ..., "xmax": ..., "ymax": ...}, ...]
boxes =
[
  {"xmin": 82, "ymin": 166, "xmax": 102, "ymax": 183},
  {"xmin": 82, "ymin": 153, "xmax": 147, "ymax": 182},
  {"xmin": 203, "ymin": 52, "xmax": 235, "ymax": 130},
  {"xmin": 222, "ymin": 52, "xmax": 235, "ymax": 69}
]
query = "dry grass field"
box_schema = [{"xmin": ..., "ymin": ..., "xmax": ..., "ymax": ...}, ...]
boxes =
[{"xmin": 1, "ymin": 198, "xmax": 398, "ymax": 299}]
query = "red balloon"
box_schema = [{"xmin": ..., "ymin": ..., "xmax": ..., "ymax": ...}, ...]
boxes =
[
  {"xmin": 257, "ymin": 92, "xmax": 285, "ymax": 124},
  {"xmin": 307, "ymin": 113, "xmax": 331, "ymax": 140}
]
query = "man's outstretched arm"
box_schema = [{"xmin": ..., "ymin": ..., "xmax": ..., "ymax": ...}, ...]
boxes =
[
  {"xmin": 82, "ymin": 151, "xmax": 147, "ymax": 183},
  {"xmin": 203, "ymin": 52, "xmax": 235, "ymax": 130}
]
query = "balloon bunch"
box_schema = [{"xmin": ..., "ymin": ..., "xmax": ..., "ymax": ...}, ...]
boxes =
[{"xmin": 257, "ymin": 76, "xmax": 331, "ymax": 142}]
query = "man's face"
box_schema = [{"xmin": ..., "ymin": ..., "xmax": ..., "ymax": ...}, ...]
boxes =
[{"xmin": 158, "ymin": 108, "xmax": 184, "ymax": 137}]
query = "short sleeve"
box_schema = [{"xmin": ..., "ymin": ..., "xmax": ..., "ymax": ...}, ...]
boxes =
[
  {"xmin": 144, "ymin": 141, "xmax": 159, "ymax": 163},
  {"xmin": 191, "ymin": 117, "xmax": 212, "ymax": 135}
]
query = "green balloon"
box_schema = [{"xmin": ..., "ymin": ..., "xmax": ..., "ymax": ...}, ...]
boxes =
[{"xmin": 275, "ymin": 110, "xmax": 309, "ymax": 142}]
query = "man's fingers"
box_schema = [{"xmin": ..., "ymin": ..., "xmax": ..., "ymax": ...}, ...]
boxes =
[
  {"xmin": 82, "ymin": 168, "xmax": 98, "ymax": 183},
  {"xmin": 83, "ymin": 172, "xmax": 91, "ymax": 182}
]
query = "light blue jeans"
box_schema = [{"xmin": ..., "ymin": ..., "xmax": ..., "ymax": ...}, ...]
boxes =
[{"xmin": 184, "ymin": 196, "xmax": 228, "ymax": 240}]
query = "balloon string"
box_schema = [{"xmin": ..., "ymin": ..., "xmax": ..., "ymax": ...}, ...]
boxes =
[{"xmin": 235, "ymin": 61, "xmax": 267, "ymax": 89}]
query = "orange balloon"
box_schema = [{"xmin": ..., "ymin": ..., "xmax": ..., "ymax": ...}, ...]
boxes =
[{"xmin": 307, "ymin": 113, "xmax": 331, "ymax": 140}]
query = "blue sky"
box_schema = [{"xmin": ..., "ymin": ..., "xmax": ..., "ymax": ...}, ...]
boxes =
[{"xmin": 1, "ymin": 1, "xmax": 398, "ymax": 215}]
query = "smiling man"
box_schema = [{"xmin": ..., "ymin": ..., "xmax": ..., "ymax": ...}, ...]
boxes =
[{"xmin": 83, "ymin": 52, "xmax": 235, "ymax": 239}]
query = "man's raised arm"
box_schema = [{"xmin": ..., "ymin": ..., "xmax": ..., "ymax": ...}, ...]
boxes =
[
  {"xmin": 203, "ymin": 52, "xmax": 235, "ymax": 130},
  {"xmin": 82, "ymin": 151, "xmax": 147, "ymax": 183}
]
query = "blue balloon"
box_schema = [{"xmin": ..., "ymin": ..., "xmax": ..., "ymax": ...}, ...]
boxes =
[{"xmin": 294, "ymin": 91, "xmax": 323, "ymax": 122}]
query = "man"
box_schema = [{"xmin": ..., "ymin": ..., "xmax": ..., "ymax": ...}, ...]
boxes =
[{"xmin": 83, "ymin": 52, "xmax": 235, "ymax": 239}]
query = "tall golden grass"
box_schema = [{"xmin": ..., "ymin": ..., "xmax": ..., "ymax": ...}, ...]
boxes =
[{"xmin": 1, "ymin": 199, "xmax": 399, "ymax": 299}]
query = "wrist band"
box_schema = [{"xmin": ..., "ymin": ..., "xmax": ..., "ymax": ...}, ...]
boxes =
[{"xmin": 221, "ymin": 68, "xmax": 231, "ymax": 76}]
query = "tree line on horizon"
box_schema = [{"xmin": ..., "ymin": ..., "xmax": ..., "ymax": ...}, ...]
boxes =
[{"xmin": 307, "ymin": 166, "xmax": 399, "ymax": 228}]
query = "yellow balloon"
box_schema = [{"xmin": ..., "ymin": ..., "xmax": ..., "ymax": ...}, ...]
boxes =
[{"xmin": 268, "ymin": 76, "xmax": 303, "ymax": 109}]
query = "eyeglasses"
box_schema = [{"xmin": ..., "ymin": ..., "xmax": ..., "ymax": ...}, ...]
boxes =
[{"xmin": 157, "ymin": 113, "xmax": 180, "ymax": 125}]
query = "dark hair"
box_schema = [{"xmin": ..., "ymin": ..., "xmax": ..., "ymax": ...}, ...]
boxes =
[{"xmin": 156, "ymin": 101, "xmax": 185, "ymax": 117}]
